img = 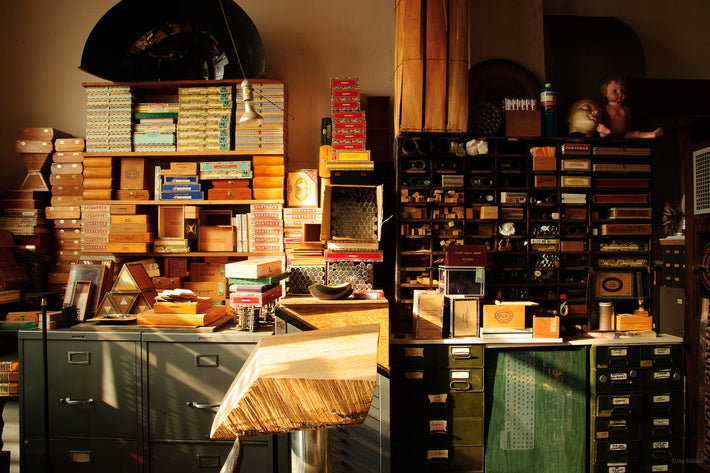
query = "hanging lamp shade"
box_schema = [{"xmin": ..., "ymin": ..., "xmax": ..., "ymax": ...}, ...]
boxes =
[{"xmin": 80, "ymin": 0, "xmax": 265, "ymax": 81}]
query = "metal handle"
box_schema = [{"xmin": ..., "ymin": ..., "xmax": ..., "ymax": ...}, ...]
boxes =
[
  {"xmin": 449, "ymin": 380, "xmax": 472, "ymax": 391},
  {"xmin": 60, "ymin": 397, "xmax": 95, "ymax": 405},
  {"xmin": 186, "ymin": 401, "xmax": 221, "ymax": 409}
]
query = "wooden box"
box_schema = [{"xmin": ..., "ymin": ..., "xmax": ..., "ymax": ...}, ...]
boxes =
[
  {"xmin": 183, "ymin": 281, "xmax": 227, "ymax": 300},
  {"xmin": 505, "ymin": 110, "xmax": 541, "ymax": 137},
  {"xmin": 534, "ymin": 175, "xmax": 557, "ymax": 188},
  {"xmin": 189, "ymin": 262, "xmax": 226, "ymax": 282},
  {"xmin": 532, "ymin": 156, "xmax": 556, "ymax": 172},
  {"xmin": 158, "ymin": 205, "xmax": 199, "ymax": 239},
  {"xmin": 120, "ymin": 157, "xmax": 147, "ymax": 190},
  {"xmin": 444, "ymin": 244, "xmax": 487, "ymax": 266},
  {"xmin": 482, "ymin": 303, "xmax": 531, "ymax": 329},
  {"xmin": 479, "ymin": 206, "xmax": 498, "ymax": 219},
  {"xmin": 413, "ymin": 290, "xmax": 443, "ymax": 339},
  {"xmin": 595, "ymin": 271, "xmax": 636, "ymax": 299},
  {"xmin": 115, "ymin": 189, "xmax": 150, "ymax": 200},
  {"xmin": 533, "ymin": 316, "xmax": 560, "ymax": 338},
  {"xmin": 198, "ymin": 226, "xmax": 234, "ymax": 252}
]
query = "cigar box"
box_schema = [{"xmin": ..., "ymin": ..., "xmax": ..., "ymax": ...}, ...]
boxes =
[
  {"xmin": 449, "ymin": 296, "xmax": 481, "ymax": 337},
  {"xmin": 110, "ymin": 204, "xmax": 138, "ymax": 214},
  {"xmin": 54, "ymin": 218, "xmax": 81, "ymax": 229},
  {"xmin": 563, "ymin": 208, "xmax": 587, "ymax": 220},
  {"xmin": 82, "ymin": 156, "xmax": 113, "ymax": 168},
  {"xmin": 198, "ymin": 226, "xmax": 235, "ymax": 252},
  {"xmin": 15, "ymin": 139, "xmax": 53, "ymax": 154},
  {"xmin": 600, "ymin": 224, "xmax": 653, "ymax": 235},
  {"xmin": 106, "ymin": 242, "xmax": 152, "ymax": 253},
  {"xmin": 115, "ymin": 189, "xmax": 150, "ymax": 200},
  {"xmin": 108, "ymin": 232, "xmax": 154, "ymax": 243},
  {"xmin": 50, "ymin": 173, "xmax": 83, "ymax": 186},
  {"xmin": 54, "ymin": 138, "xmax": 85, "ymax": 152},
  {"xmin": 534, "ymin": 175, "xmax": 557, "ymax": 188},
  {"xmin": 252, "ymin": 188, "xmax": 284, "ymax": 200},
  {"xmin": 615, "ymin": 314, "xmax": 653, "ymax": 331},
  {"xmin": 207, "ymin": 188, "xmax": 252, "ymax": 200},
  {"xmin": 54, "ymin": 228, "xmax": 81, "ymax": 239},
  {"xmin": 482, "ymin": 303, "xmax": 530, "ymax": 330},
  {"xmin": 120, "ymin": 157, "xmax": 147, "ymax": 190},
  {"xmin": 253, "ymin": 176, "xmax": 285, "ymax": 189},
  {"xmin": 83, "ymin": 177, "xmax": 114, "ymax": 189},
  {"xmin": 592, "ymin": 194, "xmax": 649, "ymax": 204},
  {"xmin": 45, "ymin": 206, "xmax": 81, "ymax": 219},
  {"xmin": 188, "ymin": 262, "xmax": 226, "ymax": 282},
  {"xmin": 158, "ymin": 205, "xmax": 199, "ymax": 239},
  {"xmin": 533, "ymin": 316, "xmax": 560, "ymax": 338},
  {"xmin": 53, "ymin": 151, "xmax": 84, "ymax": 163},
  {"xmin": 413, "ymin": 290, "xmax": 444, "ymax": 339},
  {"xmin": 165, "ymin": 258, "xmax": 189, "ymax": 278},
  {"xmin": 444, "ymin": 244, "xmax": 487, "ymax": 266},
  {"xmin": 110, "ymin": 222, "xmax": 151, "ymax": 233},
  {"xmin": 51, "ymin": 162, "xmax": 83, "ymax": 175},
  {"xmin": 595, "ymin": 271, "xmax": 636, "ymax": 298},
  {"xmin": 252, "ymin": 155, "xmax": 285, "ymax": 166},
  {"xmin": 561, "ymin": 176, "xmax": 591, "ymax": 187},
  {"xmin": 505, "ymin": 110, "xmax": 541, "ymax": 137},
  {"xmin": 83, "ymin": 166, "xmax": 114, "ymax": 178},
  {"xmin": 561, "ymin": 240, "xmax": 585, "ymax": 252},
  {"xmin": 82, "ymin": 189, "xmax": 113, "ymax": 200},
  {"xmin": 18, "ymin": 127, "xmax": 71, "ymax": 140},
  {"xmin": 210, "ymin": 179, "xmax": 251, "ymax": 188},
  {"xmin": 532, "ymin": 156, "xmax": 556, "ymax": 171},
  {"xmin": 51, "ymin": 184, "xmax": 83, "ymax": 196},
  {"xmin": 480, "ymin": 206, "xmax": 498, "ymax": 219},
  {"xmin": 182, "ymin": 281, "xmax": 227, "ymax": 300},
  {"xmin": 152, "ymin": 277, "xmax": 183, "ymax": 290},
  {"xmin": 253, "ymin": 165, "xmax": 286, "ymax": 177},
  {"xmin": 111, "ymin": 214, "xmax": 152, "ymax": 224},
  {"xmin": 55, "ymin": 239, "xmax": 81, "ymax": 250},
  {"xmin": 561, "ymin": 158, "xmax": 590, "ymax": 171}
]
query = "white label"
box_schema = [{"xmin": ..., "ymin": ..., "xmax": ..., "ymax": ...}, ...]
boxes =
[
  {"xmin": 654, "ymin": 370, "xmax": 671, "ymax": 380},
  {"xmin": 612, "ymin": 397, "xmax": 630, "ymax": 405},
  {"xmin": 609, "ymin": 420, "xmax": 627, "ymax": 428},
  {"xmin": 610, "ymin": 443, "xmax": 628, "ymax": 452},
  {"xmin": 428, "ymin": 393, "xmax": 447, "ymax": 404},
  {"xmin": 610, "ymin": 348, "xmax": 628, "ymax": 357},
  {"xmin": 610, "ymin": 372, "xmax": 628, "ymax": 381},
  {"xmin": 651, "ymin": 465, "xmax": 669, "ymax": 472},
  {"xmin": 653, "ymin": 395, "xmax": 671, "ymax": 403},
  {"xmin": 429, "ymin": 420, "xmax": 448, "ymax": 432},
  {"xmin": 404, "ymin": 370, "xmax": 423, "ymax": 379},
  {"xmin": 405, "ymin": 347, "xmax": 424, "ymax": 358},
  {"xmin": 427, "ymin": 449, "xmax": 449, "ymax": 460},
  {"xmin": 654, "ymin": 347, "xmax": 671, "ymax": 356},
  {"xmin": 653, "ymin": 418, "xmax": 670, "ymax": 426},
  {"xmin": 609, "ymin": 466, "xmax": 627, "ymax": 473},
  {"xmin": 653, "ymin": 441, "xmax": 670, "ymax": 449},
  {"xmin": 451, "ymin": 370, "xmax": 470, "ymax": 380},
  {"xmin": 451, "ymin": 346, "xmax": 470, "ymax": 357}
]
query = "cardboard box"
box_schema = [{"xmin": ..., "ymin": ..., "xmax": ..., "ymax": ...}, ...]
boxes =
[
  {"xmin": 505, "ymin": 110, "xmax": 541, "ymax": 137},
  {"xmin": 413, "ymin": 290, "xmax": 443, "ymax": 339},
  {"xmin": 482, "ymin": 302, "xmax": 536, "ymax": 329},
  {"xmin": 533, "ymin": 316, "xmax": 560, "ymax": 338},
  {"xmin": 120, "ymin": 157, "xmax": 147, "ymax": 190},
  {"xmin": 198, "ymin": 226, "xmax": 234, "ymax": 252}
]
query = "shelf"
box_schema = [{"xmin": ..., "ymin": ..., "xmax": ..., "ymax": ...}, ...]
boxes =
[
  {"xmin": 85, "ymin": 199, "xmax": 284, "ymax": 206},
  {"xmin": 81, "ymin": 251, "xmax": 285, "ymax": 258},
  {"xmin": 83, "ymin": 150, "xmax": 284, "ymax": 158}
]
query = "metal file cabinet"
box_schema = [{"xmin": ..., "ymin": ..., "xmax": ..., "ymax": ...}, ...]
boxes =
[
  {"xmin": 19, "ymin": 330, "xmax": 142, "ymax": 473},
  {"xmin": 590, "ymin": 343, "xmax": 685, "ymax": 473},
  {"xmin": 390, "ymin": 342, "xmax": 485, "ymax": 472},
  {"xmin": 141, "ymin": 330, "xmax": 273, "ymax": 473},
  {"xmin": 19, "ymin": 328, "xmax": 274, "ymax": 473}
]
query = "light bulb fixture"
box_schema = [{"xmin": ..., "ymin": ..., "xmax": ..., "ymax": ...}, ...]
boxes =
[{"xmin": 239, "ymin": 79, "xmax": 264, "ymax": 127}]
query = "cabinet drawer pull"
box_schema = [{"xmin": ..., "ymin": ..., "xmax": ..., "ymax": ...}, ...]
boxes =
[
  {"xmin": 449, "ymin": 380, "xmax": 472, "ymax": 391},
  {"xmin": 60, "ymin": 397, "xmax": 95, "ymax": 405},
  {"xmin": 186, "ymin": 401, "xmax": 221, "ymax": 409}
]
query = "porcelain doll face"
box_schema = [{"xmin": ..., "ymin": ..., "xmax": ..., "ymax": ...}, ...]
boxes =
[{"xmin": 604, "ymin": 80, "xmax": 627, "ymax": 104}]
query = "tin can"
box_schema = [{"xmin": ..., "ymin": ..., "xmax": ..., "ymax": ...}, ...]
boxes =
[{"xmin": 598, "ymin": 302, "xmax": 614, "ymax": 331}]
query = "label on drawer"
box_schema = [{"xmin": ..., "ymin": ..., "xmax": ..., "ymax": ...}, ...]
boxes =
[
  {"xmin": 607, "ymin": 464, "xmax": 628, "ymax": 473},
  {"xmin": 450, "ymin": 370, "xmax": 470, "ymax": 379},
  {"xmin": 451, "ymin": 346, "xmax": 471, "ymax": 357},
  {"xmin": 651, "ymin": 465, "xmax": 670, "ymax": 472},
  {"xmin": 428, "ymin": 393, "xmax": 448, "ymax": 404},
  {"xmin": 653, "ymin": 370, "xmax": 671, "ymax": 380},
  {"xmin": 404, "ymin": 370, "xmax": 424, "ymax": 379},
  {"xmin": 610, "ymin": 372, "xmax": 628, "ymax": 382},
  {"xmin": 609, "ymin": 443, "xmax": 628, "ymax": 452},
  {"xmin": 654, "ymin": 347, "xmax": 671, "ymax": 356},
  {"xmin": 609, "ymin": 348, "xmax": 628, "ymax": 357},
  {"xmin": 653, "ymin": 441, "xmax": 670, "ymax": 450},
  {"xmin": 653, "ymin": 418, "xmax": 670, "ymax": 426},
  {"xmin": 612, "ymin": 396, "xmax": 630, "ymax": 405},
  {"xmin": 429, "ymin": 420, "xmax": 448, "ymax": 432},
  {"xmin": 653, "ymin": 394, "xmax": 670, "ymax": 403},
  {"xmin": 609, "ymin": 419, "xmax": 627, "ymax": 428},
  {"xmin": 427, "ymin": 449, "xmax": 449, "ymax": 460},
  {"xmin": 405, "ymin": 347, "xmax": 424, "ymax": 358}
]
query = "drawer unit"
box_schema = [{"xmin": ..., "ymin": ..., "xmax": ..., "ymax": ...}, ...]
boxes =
[
  {"xmin": 590, "ymin": 343, "xmax": 685, "ymax": 473},
  {"xmin": 149, "ymin": 439, "xmax": 271, "ymax": 472},
  {"xmin": 391, "ymin": 342, "xmax": 484, "ymax": 472},
  {"xmin": 22, "ymin": 437, "xmax": 140, "ymax": 473}
]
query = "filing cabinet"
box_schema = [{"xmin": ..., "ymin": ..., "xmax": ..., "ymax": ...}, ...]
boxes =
[
  {"xmin": 391, "ymin": 342, "xmax": 485, "ymax": 472},
  {"xmin": 590, "ymin": 343, "xmax": 684, "ymax": 473}
]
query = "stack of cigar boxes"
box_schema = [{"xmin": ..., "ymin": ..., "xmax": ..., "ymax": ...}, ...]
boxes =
[
  {"xmin": 234, "ymin": 80, "xmax": 286, "ymax": 153},
  {"xmin": 84, "ymin": 85, "xmax": 133, "ymax": 153},
  {"xmin": 133, "ymin": 101, "xmax": 178, "ymax": 152},
  {"xmin": 200, "ymin": 161, "xmax": 251, "ymax": 200},
  {"xmin": 177, "ymin": 85, "xmax": 232, "ymax": 152},
  {"xmin": 47, "ymin": 137, "xmax": 85, "ymax": 219},
  {"xmin": 117, "ymin": 157, "xmax": 150, "ymax": 200},
  {"xmin": 82, "ymin": 155, "xmax": 114, "ymax": 201},
  {"xmin": 159, "ymin": 162, "xmax": 202, "ymax": 200},
  {"xmin": 107, "ymin": 205, "xmax": 153, "ymax": 254}
]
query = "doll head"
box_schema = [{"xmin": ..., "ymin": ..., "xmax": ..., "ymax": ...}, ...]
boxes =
[{"xmin": 601, "ymin": 75, "xmax": 628, "ymax": 104}]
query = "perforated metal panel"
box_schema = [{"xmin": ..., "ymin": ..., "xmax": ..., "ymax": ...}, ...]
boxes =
[
  {"xmin": 694, "ymin": 146, "xmax": 710, "ymax": 215},
  {"xmin": 326, "ymin": 261, "xmax": 374, "ymax": 291},
  {"xmin": 501, "ymin": 351, "xmax": 536, "ymax": 450},
  {"xmin": 329, "ymin": 186, "xmax": 379, "ymax": 240},
  {"xmin": 287, "ymin": 265, "xmax": 326, "ymax": 295}
]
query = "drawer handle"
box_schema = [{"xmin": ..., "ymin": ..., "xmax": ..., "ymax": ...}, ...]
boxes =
[
  {"xmin": 449, "ymin": 380, "xmax": 472, "ymax": 391},
  {"xmin": 186, "ymin": 401, "xmax": 221, "ymax": 409},
  {"xmin": 60, "ymin": 397, "xmax": 95, "ymax": 405}
]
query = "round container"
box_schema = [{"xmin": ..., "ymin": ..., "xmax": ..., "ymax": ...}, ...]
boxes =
[{"xmin": 598, "ymin": 302, "xmax": 614, "ymax": 331}]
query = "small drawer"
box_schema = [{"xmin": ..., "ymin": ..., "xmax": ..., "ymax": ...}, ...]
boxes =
[
  {"xmin": 592, "ymin": 440, "xmax": 640, "ymax": 463},
  {"xmin": 595, "ymin": 394, "xmax": 644, "ymax": 418},
  {"xmin": 592, "ymin": 345, "xmax": 641, "ymax": 370},
  {"xmin": 646, "ymin": 392, "xmax": 684, "ymax": 415},
  {"xmin": 639, "ymin": 344, "xmax": 683, "ymax": 369},
  {"xmin": 593, "ymin": 418, "xmax": 640, "ymax": 441}
]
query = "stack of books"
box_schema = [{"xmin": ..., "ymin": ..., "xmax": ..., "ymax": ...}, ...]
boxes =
[
  {"xmin": 226, "ymin": 259, "xmax": 286, "ymax": 317},
  {"xmin": 138, "ymin": 288, "xmax": 225, "ymax": 327},
  {"xmin": 0, "ymin": 354, "xmax": 19, "ymax": 396}
]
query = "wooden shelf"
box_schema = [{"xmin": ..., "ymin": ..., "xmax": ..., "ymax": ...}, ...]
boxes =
[
  {"xmin": 81, "ymin": 251, "xmax": 285, "ymax": 258},
  {"xmin": 86, "ymin": 199, "xmax": 284, "ymax": 206},
  {"xmin": 83, "ymin": 150, "xmax": 284, "ymax": 158}
]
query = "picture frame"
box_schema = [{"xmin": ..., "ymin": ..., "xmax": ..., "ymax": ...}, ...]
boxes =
[
  {"xmin": 70, "ymin": 280, "xmax": 93, "ymax": 322},
  {"xmin": 64, "ymin": 263, "xmax": 108, "ymax": 318}
]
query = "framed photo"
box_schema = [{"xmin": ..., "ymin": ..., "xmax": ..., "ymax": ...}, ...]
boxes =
[
  {"xmin": 64, "ymin": 264, "xmax": 108, "ymax": 318},
  {"xmin": 450, "ymin": 296, "xmax": 480, "ymax": 337}
]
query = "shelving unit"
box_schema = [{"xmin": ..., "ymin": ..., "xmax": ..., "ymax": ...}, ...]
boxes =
[{"xmin": 394, "ymin": 133, "xmax": 655, "ymax": 336}]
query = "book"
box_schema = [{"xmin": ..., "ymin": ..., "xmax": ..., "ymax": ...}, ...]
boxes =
[{"xmin": 0, "ymin": 382, "xmax": 18, "ymax": 395}]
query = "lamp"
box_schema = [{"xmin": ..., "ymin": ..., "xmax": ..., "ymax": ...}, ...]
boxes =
[
  {"xmin": 238, "ymin": 79, "xmax": 264, "ymax": 127},
  {"xmin": 218, "ymin": 0, "xmax": 264, "ymax": 127}
]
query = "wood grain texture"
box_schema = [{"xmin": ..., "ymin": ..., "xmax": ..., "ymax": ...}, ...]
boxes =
[
  {"xmin": 447, "ymin": 0, "xmax": 469, "ymax": 132},
  {"xmin": 424, "ymin": 0, "xmax": 448, "ymax": 132},
  {"xmin": 394, "ymin": 0, "xmax": 405, "ymax": 136},
  {"xmin": 210, "ymin": 324, "xmax": 380, "ymax": 439},
  {"xmin": 399, "ymin": 0, "xmax": 424, "ymax": 132}
]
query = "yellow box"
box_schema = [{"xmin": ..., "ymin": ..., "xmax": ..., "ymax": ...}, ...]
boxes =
[
  {"xmin": 482, "ymin": 303, "xmax": 533, "ymax": 329},
  {"xmin": 182, "ymin": 281, "xmax": 227, "ymax": 300},
  {"xmin": 615, "ymin": 314, "xmax": 653, "ymax": 331},
  {"xmin": 479, "ymin": 206, "xmax": 498, "ymax": 219}
]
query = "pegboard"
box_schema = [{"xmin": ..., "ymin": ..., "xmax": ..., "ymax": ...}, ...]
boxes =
[{"xmin": 501, "ymin": 350, "xmax": 536, "ymax": 450}]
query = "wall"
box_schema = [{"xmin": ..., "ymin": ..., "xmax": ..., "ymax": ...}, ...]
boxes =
[{"xmin": 0, "ymin": 0, "xmax": 708, "ymax": 192}]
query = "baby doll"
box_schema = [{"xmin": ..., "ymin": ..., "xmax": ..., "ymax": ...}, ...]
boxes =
[
  {"xmin": 597, "ymin": 75, "xmax": 663, "ymax": 139},
  {"xmin": 567, "ymin": 99, "xmax": 603, "ymax": 137}
]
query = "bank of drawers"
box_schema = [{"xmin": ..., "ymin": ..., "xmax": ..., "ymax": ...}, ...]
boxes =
[
  {"xmin": 590, "ymin": 344, "xmax": 684, "ymax": 473},
  {"xmin": 391, "ymin": 343, "xmax": 484, "ymax": 472}
]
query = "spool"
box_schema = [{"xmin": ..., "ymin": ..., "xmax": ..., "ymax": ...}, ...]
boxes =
[{"xmin": 598, "ymin": 302, "xmax": 614, "ymax": 331}]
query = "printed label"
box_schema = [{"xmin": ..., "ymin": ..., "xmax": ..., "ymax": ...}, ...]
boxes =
[
  {"xmin": 653, "ymin": 395, "xmax": 670, "ymax": 403},
  {"xmin": 612, "ymin": 397, "xmax": 630, "ymax": 405},
  {"xmin": 609, "ymin": 348, "xmax": 628, "ymax": 357},
  {"xmin": 404, "ymin": 347, "xmax": 424, "ymax": 358},
  {"xmin": 451, "ymin": 370, "xmax": 470, "ymax": 380},
  {"xmin": 609, "ymin": 443, "xmax": 628, "ymax": 452},
  {"xmin": 610, "ymin": 372, "xmax": 628, "ymax": 382},
  {"xmin": 653, "ymin": 418, "xmax": 670, "ymax": 426},
  {"xmin": 653, "ymin": 370, "xmax": 671, "ymax": 380},
  {"xmin": 654, "ymin": 347, "xmax": 671, "ymax": 356},
  {"xmin": 427, "ymin": 450, "xmax": 449, "ymax": 460}
]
